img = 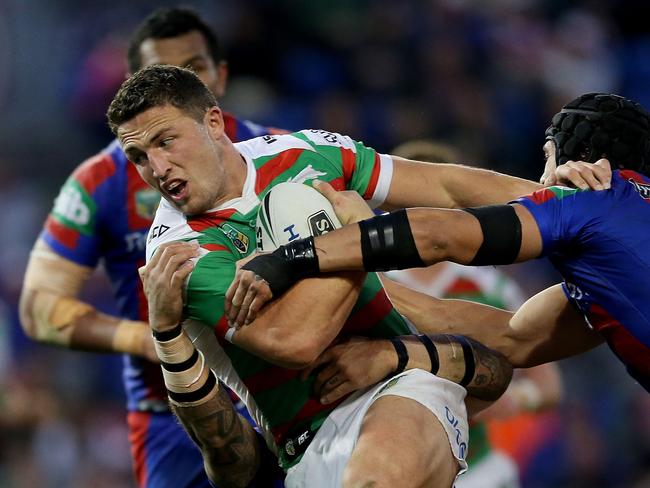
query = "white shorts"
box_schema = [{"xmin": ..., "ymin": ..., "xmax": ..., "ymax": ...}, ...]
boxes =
[
  {"xmin": 285, "ymin": 369, "xmax": 469, "ymax": 488},
  {"xmin": 454, "ymin": 450, "xmax": 520, "ymax": 488}
]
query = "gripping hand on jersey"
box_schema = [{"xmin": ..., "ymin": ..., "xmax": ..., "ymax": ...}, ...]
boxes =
[
  {"xmin": 544, "ymin": 158, "xmax": 612, "ymax": 190},
  {"xmin": 139, "ymin": 241, "xmax": 199, "ymax": 333}
]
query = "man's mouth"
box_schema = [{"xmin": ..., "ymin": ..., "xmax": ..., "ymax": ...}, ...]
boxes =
[{"xmin": 164, "ymin": 179, "xmax": 188, "ymax": 201}]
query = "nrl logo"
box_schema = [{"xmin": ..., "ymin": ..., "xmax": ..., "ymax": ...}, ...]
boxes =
[
  {"xmin": 628, "ymin": 178, "xmax": 650, "ymax": 200},
  {"xmin": 219, "ymin": 223, "xmax": 249, "ymax": 253}
]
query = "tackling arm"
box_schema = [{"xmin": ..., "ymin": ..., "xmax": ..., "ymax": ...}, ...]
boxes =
[
  {"xmin": 383, "ymin": 157, "xmax": 542, "ymax": 210},
  {"xmin": 19, "ymin": 239, "xmax": 156, "ymax": 360}
]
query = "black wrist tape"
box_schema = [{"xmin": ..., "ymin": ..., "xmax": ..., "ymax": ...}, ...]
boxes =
[
  {"xmin": 167, "ymin": 370, "xmax": 217, "ymax": 404},
  {"xmin": 161, "ymin": 348, "xmax": 199, "ymax": 373},
  {"xmin": 389, "ymin": 337, "xmax": 409, "ymax": 377},
  {"xmin": 450, "ymin": 335, "xmax": 475, "ymax": 387},
  {"xmin": 417, "ymin": 334, "xmax": 439, "ymax": 375},
  {"xmin": 463, "ymin": 205, "xmax": 522, "ymax": 265},
  {"xmin": 358, "ymin": 209, "xmax": 425, "ymax": 272},
  {"xmin": 241, "ymin": 236, "xmax": 319, "ymax": 297},
  {"xmin": 152, "ymin": 324, "xmax": 182, "ymax": 342}
]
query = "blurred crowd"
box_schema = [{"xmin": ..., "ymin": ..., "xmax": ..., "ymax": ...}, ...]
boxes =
[{"xmin": 1, "ymin": 0, "xmax": 650, "ymax": 486}]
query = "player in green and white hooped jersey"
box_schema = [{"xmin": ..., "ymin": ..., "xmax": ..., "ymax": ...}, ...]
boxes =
[{"xmin": 108, "ymin": 65, "xmax": 533, "ymax": 487}]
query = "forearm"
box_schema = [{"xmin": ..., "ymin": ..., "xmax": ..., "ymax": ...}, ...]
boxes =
[
  {"xmin": 385, "ymin": 158, "xmax": 541, "ymax": 210},
  {"xmin": 232, "ymin": 272, "xmax": 366, "ymax": 368},
  {"xmin": 155, "ymin": 326, "xmax": 260, "ymax": 487},
  {"xmin": 20, "ymin": 240, "xmax": 152, "ymax": 357},
  {"xmin": 392, "ymin": 334, "xmax": 513, "ymax": 401}
]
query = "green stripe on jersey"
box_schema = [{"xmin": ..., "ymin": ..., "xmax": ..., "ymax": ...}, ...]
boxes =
[{"xmin": 52, "ymin": 178, "xmax": 96, "ymax": 235}]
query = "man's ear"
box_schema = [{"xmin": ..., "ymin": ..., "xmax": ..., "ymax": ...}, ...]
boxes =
[{"xmin": 205, "ymin": 106, "xmax": 225, "ymax": 139}]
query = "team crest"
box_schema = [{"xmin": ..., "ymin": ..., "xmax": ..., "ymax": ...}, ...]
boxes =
[
  {"xmin": 219, "ymin": 223, "xmax": 250, "ymax": 253},
  {"xmin": 135, "ymin": 189, "xmax": 161, "ymax": 220}
]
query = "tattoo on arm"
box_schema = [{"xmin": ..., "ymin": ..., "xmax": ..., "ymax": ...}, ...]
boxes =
[
  {"xmin": 428, "ymin": 334, "xmax": 513, "ymax": 401},
  {"xmin": 171, "ymin": 390, "xmax": 260, "ymax": 487}
]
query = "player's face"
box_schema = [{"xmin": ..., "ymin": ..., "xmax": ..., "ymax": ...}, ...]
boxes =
[
  {"xmin": 138, "ymin": 30, "xmax": 228, "ymax": 98},
  {"xmin": 540, "ymin": 140, "xmax": 558, "ymax": 186},
  {"xmin": 118, "ymin": 104, "xmax": 231, "ymax": 216}
]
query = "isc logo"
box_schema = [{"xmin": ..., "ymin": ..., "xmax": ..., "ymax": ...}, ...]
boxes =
[{"xmin": 308, "ymin": 211, "xmax": 335, "ymax": 236}]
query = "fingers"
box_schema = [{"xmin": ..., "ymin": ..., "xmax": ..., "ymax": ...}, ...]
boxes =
[
  {"xmin": 312, "ymin": 179, "xmax": 337, "ymax": 201},
  {"xmin": 313, "ymin": 363, "xmax": 340, "ymax": 396},
  {"xmin": 594, "ymin": 158, "xmax": 612, "ymax": 188},
  {"xmin": 226, "ymin": 271, "xmax": 273, "ymax": 327},
  {"xmin": 300, "ymin": 349, "xmax": 333, "ymax": 381},
  {"xmin": 555, "ymin": 160, "xmax": 611, "ymax": 190},
  {"xmin": 320, "ymin": 381, "xmax": 354, "ymax": 404}
]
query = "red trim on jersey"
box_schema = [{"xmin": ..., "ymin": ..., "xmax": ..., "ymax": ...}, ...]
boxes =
[
  {"xmin": 526, "ymin": 188, "xmax": 556, "ymax": 205},
  {"xmin": 327, "ymin": 177, "xmax": 346, "ymax": 191},
  {"xmin": 188, "ymin": 209, "xmax": 237, "ymax": 232},
  {"xmin": 127, "ymin": 411, "xmax": 151, "ymax": 488},
  {"xmin": 362, "ymin": 153, "xmax": 382, "ymax": 199},
  {"xmin": 72, "ymin": 153, "xmax": 117, "ymax": 194},
  {"xmin": 243, "ymin": 367, "xmax": 300, "ymax": 395},
  {"xmin": 619, "ymin": 169, "xmax": 646, "ymax": 183},
  {"xmin": 214, "ymin": 315, "xmax": 230, "ymax": 346},
  {"xmin": 446, "ymin": 278, "xmax": 482, "ymax": 295},
  {"xmin": 254, "ymin": 148, "xmax": 305, "ymax": 194},
  {"xmin": 341, "ymin": 290, "xmax": 394, "ymax": 335},
  {"xmin": 126, "ymin": 163, "xmax": 155, "ymax": 230},
  {"xmin": 202, "ymin": 243, "xmax": 230, "ymax": 252},
  {"xmin": 272, "ymin": 397, "xmax": 345, "ymax": 443},
  {"xmin": 223, "ymin": 112, "xmax": 239, "ymax": 141},
  {"xmin": 45, "ymin": 215, "xmax": 79, "ymax": 249},
  {"xmin": 340, "ymin": 147, "xmax": 357, "ymax": 183},
  {"xmin": 588, "ymin": 303, "xmax": 650, "ymax": 378}
]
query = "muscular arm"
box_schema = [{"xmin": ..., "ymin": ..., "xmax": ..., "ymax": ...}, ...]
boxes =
[
  {"xmin": 383, "ymin": 279, "xmax": 603, "ymax": 367},
  {"xmin": 383, "ymin": 157, "xmax": 541, "ymax": 210},
  {"xmin": 315, "ymin": 203, "xmax": 542, "ymax": 272},
  {"xmin": 19, "ymin": 239, "xmax": 156, "ymax": 360},
  {"xmin": 231, "ymin": 272, "xmax": 366, "ymax": 369}
]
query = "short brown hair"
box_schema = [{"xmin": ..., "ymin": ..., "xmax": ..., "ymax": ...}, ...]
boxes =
[{"xmin": 107, "ymin": 65, "xmax": 218, "ymax": 134}]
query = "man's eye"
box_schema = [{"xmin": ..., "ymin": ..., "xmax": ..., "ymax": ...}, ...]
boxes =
[{"xmin": 161, "ymin": 138, "xmax": 173, "ymax": 147}]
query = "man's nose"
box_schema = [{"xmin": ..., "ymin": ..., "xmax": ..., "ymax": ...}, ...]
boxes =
[{"xmin": 149, "ymin": 151, "xmax": 172, "ymax": 179}]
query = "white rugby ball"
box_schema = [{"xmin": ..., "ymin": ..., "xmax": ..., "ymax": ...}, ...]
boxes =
[{"xmin": 256, "ymin": 182, "xmax": 341, "ymax": 251}]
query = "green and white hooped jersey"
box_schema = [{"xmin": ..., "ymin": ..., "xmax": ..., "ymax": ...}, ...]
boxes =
[{"xmin": 146, "ymin": 130, "xmax": 413, "ymax": 469}]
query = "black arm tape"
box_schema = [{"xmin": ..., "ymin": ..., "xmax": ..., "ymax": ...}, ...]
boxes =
[
  {"xmin": 449, "ymin": 335, "xmax": 475, "ymax": 387},
  {"xmin": 388, "ymin": 337, "xmax": 409, "ymax": 378},
  {"xmin": 152, "ymin": 324, "xmax": 182, "ymax": 342},
  {"xmin": 161, "ymin": 348, "xmax": 199, "ymax": 373},
  {"xmin": 359, "ymin": 209, "xmax": 425, "ymax": 272},
  {"xmin": 241, "ymin": 236, "xmax": 319, "ymax": 297},
  {"xmin": 167, "ymin": 369, "xmax": 217, "ymax": 404},
  {"xmin": 417, "ymin": 334, "xmax": 439, "ymax": 375},
  {"xmin": 463, "ymin": 205, "xmax": 521, "ymax": 265}
]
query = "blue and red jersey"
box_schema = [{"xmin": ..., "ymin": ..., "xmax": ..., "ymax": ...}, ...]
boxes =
[
  {"xmin": 516, "ymin": 170, "xmax": 650, "ymax": 391},
  {"xmin": 41, "ymin": 112, "xmax": 285, "ymax": 411}
]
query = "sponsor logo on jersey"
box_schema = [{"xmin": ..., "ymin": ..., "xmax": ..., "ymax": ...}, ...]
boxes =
[
  {"xmin": 308, "ymin": 210, "xmax": 335, "ymax": 236},
  {"xmin": 219, "ymin": 223, "xmax": 249, "ymax": 253},
  {"xmin": 135, "ymin": 189, "xmax": 161, "ymax": 220},
  {"xmin": 445, "ymin": 406, "xmax": 467, "ymax": 460},
  {"xmin": 149, "ymin": 224, "xmax": 170, "ymax": 242},
  {"xmin": 627, "ymin": 178, "xmax": 650, "ymax": 200},
  {"xmin": 287, "ymin": 164, "xmax": 327, "ymax": 184},
  {"xmin": 52, "ymin": 179, "xmax": 95, "ymax": 235},
  {"xmin": 308, "ymin": 129, "xmax": 340, "ymax": 144}
]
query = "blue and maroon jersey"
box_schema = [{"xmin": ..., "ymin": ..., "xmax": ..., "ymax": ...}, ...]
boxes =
[
  {"xmin": 41, "ymin": 112, "xmax": 285, "ymax": 412},
  {"xmin": 515, "ymin": 170, "xmax": 650, "ymax": 391}
]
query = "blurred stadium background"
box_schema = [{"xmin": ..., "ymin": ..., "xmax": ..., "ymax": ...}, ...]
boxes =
[{"xmin": 1, "ymin": 0, "xmax": 649, "ymax": 486}]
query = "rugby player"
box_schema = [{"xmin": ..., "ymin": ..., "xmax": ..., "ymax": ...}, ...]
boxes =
[
  {"xmin": 19, "ymin": 8, "xmax": 285, "ymax": 488},
  {"xmin": 107, "ymin": 65, "xmax": 594, "ymax": 487},
  {"xmin": 233, "ymin": 92, "xmax": 650, "ymax": 394}
]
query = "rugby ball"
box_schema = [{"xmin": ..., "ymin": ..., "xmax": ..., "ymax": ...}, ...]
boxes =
[{"xmin": 256, "ymin": 182, "xmax": 341, "ymax": 251}]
